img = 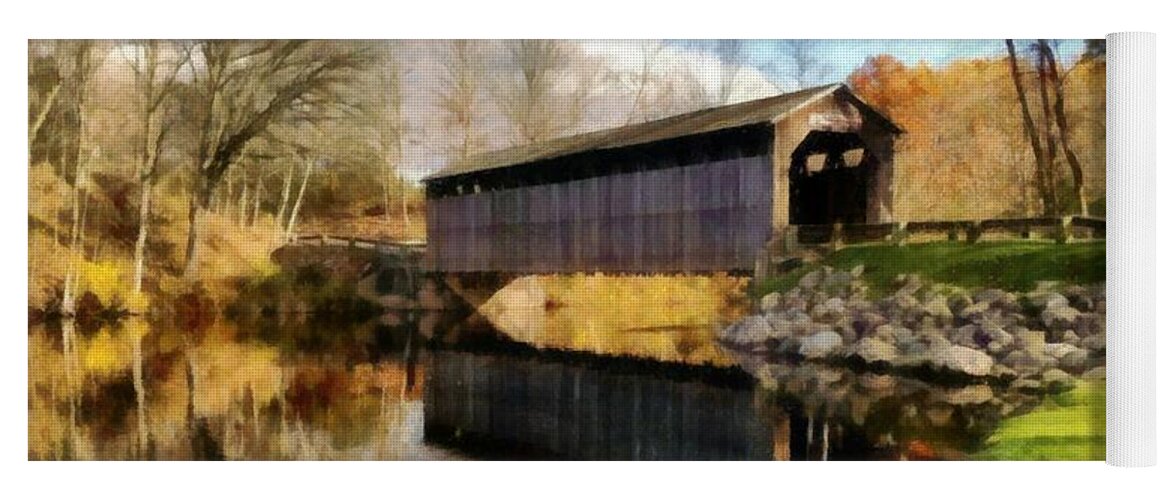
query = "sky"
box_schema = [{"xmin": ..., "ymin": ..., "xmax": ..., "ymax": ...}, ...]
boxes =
[{"xmin": 673, "ymin": 39, "xmax": 1089, "ymax": 91}]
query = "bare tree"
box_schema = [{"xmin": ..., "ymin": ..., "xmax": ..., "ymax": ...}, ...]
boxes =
[
  {"xmin": 367, "ymin": 45, "xmax": 413, "ymax": 229},
  {"xmin": 622, "ymin": 40, "xmax": 665, "ymax": 125},
  {"xmin": 1005, "ymin": 39, "xmax": 1057, "ymax": 215},
  {"xmin": 435, "ymin": 40, "xmax": 485, "ymax": 161},
  {"xmin": 179, "ymin": 40, "xmax": 371, "ymax": 277},
  {"xmin": 1037, "ymin": 39, "xmax": 1088, "ymax": 216},
  {"xmin": 123, "ymin": 40, "xmax": 187, "ymax": 294},
  {"xmin": 712, "ymin": 39, "xmax": 746, "ymax": 105},
  {"xmin": 493, "ymin": 40, "xmax": 595, "ymax": 145}
]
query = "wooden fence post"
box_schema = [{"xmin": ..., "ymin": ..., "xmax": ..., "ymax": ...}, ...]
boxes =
[
  {"xmin": 831, "ymin": 223, "xmax": 844, "ymax": 251},
  {"xmin": 1056, "ymin": 216, "xmax": 1072, "ymax": 244},
  {"xmin": 894, "ymin": 222, "xmax": 908, "ymax": 247},
  {"xmin": 965, "ymin": 221, "xmax": 982, "ymax": 243}
]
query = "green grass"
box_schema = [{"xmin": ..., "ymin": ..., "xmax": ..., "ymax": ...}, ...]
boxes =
[
  {"xmin": 974, "ymin": 380, "xmax": 1106, "ymax": 461},
  {"xmin": 756, "ymin": 240, "xmax": 1106, "ymax": 297}
]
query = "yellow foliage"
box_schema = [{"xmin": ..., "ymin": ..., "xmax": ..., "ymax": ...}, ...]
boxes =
[
  {"xmin": 81, "ymin": 328, "xmax": 134, "ymax": 377},
  {"xmin": 78, "ymin": 260, "xmax": 126, "ymax": 305}
]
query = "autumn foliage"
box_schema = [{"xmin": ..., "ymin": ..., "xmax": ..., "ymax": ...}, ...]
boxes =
[{"xmin": 849, "ymin": 51, "xmax": 1105, "ymax": 220}]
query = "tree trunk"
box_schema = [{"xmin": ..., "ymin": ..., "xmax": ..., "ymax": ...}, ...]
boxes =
[
  {"xmin": 274, "ymin": 163, "xmax": 295, "ymax": 241},
  {"xmin": 1039, "ymin": 40, "xmax": 1089, "ymax": 216},
  {"xmin": 250, "ymin": 184, "xmax": 262, "ymax": 227},
  {"xmin": 29, "ymin": 82, "xmax": 62, "ymax": 154},
  {"xmin": 284, "ymin": 159, "xmax": 314, "ymax": 242},
  {"xmin": 132, "ymin": 180, "xmax": 152, "ymax": 294},
  {"xmin": 1005, "ymin": 40, "xmax": 1056, "ymax": 215},
  {"xmin": 132, "ymin": 331, "xmax": 147, "ymax": 457},
  {"xmin": 237, "ymin": 184, "xmax": 249, "ymax": 227},
  {"xmin": 1034, "ymin": 46, "xmax": 1062, "ymax": 213},
  {"xmin": 183, "ymin": 177, "xmax": 214, "ymax": 279},
  {"xmin": 383, "ymin": 173, "xmax": 394, "ymax": 226}
]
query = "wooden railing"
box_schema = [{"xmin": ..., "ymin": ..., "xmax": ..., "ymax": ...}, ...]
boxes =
[
  {"xmin": 795, "ymin": 216, "xmax": 1105, "ymax": 246},
  {"xmin": 289, "ymin": 234, "xmax": 426, "ymax": 256}
]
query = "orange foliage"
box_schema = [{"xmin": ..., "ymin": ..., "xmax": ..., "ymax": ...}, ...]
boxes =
[{"xmin": 849, "ymin": 54, "xmax": 1105, "ymax": 221}]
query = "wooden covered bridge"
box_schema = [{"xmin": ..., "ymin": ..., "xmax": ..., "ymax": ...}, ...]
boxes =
[{"xmin": 423, "ymin": 83, "xmax": 901, "ymax": 274}]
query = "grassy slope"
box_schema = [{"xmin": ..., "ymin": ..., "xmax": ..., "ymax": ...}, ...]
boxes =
[
  {"xmin": 975, "ymin": 380, "xmax": 1106, "ymax": 461},
  {"xmin": 756, "ymin": 240, "xmax": 1106, "ymax": 297}
]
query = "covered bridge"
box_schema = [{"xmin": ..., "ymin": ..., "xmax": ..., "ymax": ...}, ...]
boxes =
[{"xmin": 422, "ymin": 83, "xmax": 902, "ymax": 274}]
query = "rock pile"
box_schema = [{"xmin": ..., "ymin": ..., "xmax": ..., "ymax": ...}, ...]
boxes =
[{"xmin": 720, "ymin": 266, "xmax": 1105, "ymax": 392}]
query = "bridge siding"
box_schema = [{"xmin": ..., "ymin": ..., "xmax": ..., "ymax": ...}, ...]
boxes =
[{"xmin": 428, "ymin": 153, "xmax": 773, "ymax": 273}]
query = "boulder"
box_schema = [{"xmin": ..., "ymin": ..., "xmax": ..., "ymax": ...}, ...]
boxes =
[
  {"xmin": 760, "ymin": 292, "xmax": 782, "ymax": 312},
  {"xmin": 799, "ymin": 331, "xmax": 844, "ymax": 359},
  {"xmin": 924, "ymin": 296, "xmax": 954, "ymax": 321},
  {"xmin": 959, "ymin": 301, "xmax": 990, "ymax": 321},
  {"xmin": 1010, "ymin": 378, "xmax": 1044, "ymax": 394},
  {"xmin": 1043, "ymin": 343, "xmax": 1080, "ymax": 360},
  {"xmin": 850, "ymin": 337, "xmax": 900, "ymax": 364},
  {"xmin": 798, "ymin": 269, "xmax": 824, "ymax": 290},
  {"xmin": 1080, "ymin": 334, "xmax": 1107, "ymax": 352},
  {"xmin": 1014, "ymin": 330, "xmax": 1046, "ymax": 354},
  {"xmin": 1041, "ymin": 303, "xmax": 1080, "ymax": 330},
  {"xmin": 1041, "ymin": 368, "xmax": 1076, "ymax": 392},
  {"xmin": 1082, "ymin": 366, "xmax": 1107, "ymax": 380},
  {"xmin": 810, "ymin": 297, "xmax": 846, "ymax": 320},
  {"xmin": 721, "ymin": 316, "xmax": 773, "ymax": 345},
  {"xmin": 929, "ymin": 344, "xmax": 995, "ymax": 377},
  {"xmin": 1059, "ymin": 348, "xmax": 1092, "ymax": 374},
  {"xmin": 945, "ymin": 385, "xmax": 995, "ymax": 405}
]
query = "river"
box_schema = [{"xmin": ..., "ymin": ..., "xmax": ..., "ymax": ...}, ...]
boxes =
[{"xmin": 29, "ymin": 292, "xmax": 1028, "ymax": 461}]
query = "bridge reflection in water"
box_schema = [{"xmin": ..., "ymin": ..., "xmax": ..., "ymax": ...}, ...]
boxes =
[{"xmin": 424, "ymin": 347, "xmax": 774, "ymax": 460}]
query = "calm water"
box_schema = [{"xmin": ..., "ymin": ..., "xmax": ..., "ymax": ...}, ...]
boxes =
[{"xmin": 29, "ymin": 305, "xmax": 1025, "ymax": 460}]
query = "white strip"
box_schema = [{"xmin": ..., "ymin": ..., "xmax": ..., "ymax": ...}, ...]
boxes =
[{"xmin": 1107, "ymin": 31, "xmax": 1157, "ymax": 467}]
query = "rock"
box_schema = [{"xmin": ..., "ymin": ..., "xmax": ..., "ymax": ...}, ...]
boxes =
[
  {"xmin": 1002, "ymin": 349, "xmax": 1056, "ymax": 376},
  {"xmin": 1014, "ymin": 330, "xmax": 1046, "ymax": 354},
  {"xmin": 850, "ymin": 264, "xmax": 866, "ymax": 277},
  {"xmin": 924, "ymin": 296, "xmax": 954, "ymax": 321},
  {"xmin": 895, "ymin": 275, "xmax": 923, "ymax": 298},
  {"xmin": 973, "ymin": 289, "xmax": 1013, "ymax": 306},
  {"xmin": 760, "ymin": 292, "xmax": 782, "ymax": 312},
  {"xmin": 1062, "ymin": 330, "xmax": 1080, "ymax": 343},
  {"xmin": 947, "ymin": 292, "xmax": 975, "ymax": 315},
  {"xmin": 1041, "ymin": 303, "xmax": 1080, "ymax": 330},
  {"xmin": 722, "ymin": 316, "xmax": 773, "ymax": 345},
  {"xmin": 811, "ymin": 297, "xmax": 846, "ymax": 320},
  {"xmin": 930, "ymin": 344, "xmax": 995, "ymax": 377},
  {"xmin": 990, "ymin": 364, "xmax": 1018, "ymax": 380},
  {"xmin": 959, "ymin": 301, "xmax": 990, "ymax": 320},
  {"xmin": 1041, "ymin": 368, "xmax": 1075, "ymax": 392},
  {"xmin": 822, "ymin": 271, "xmax": 855, "ymax": 296},
  {"xmin": 850, "ymin": 311, "xmax": 888, "ymax": 338},
  {"xmin": 799, "ymin": 331, "xmax": 843, "ymax": 359},
  {"xmin": 1082, "ymin": 366, "xmax": 1107, "ymax": 380},
  {"xmin": 1073, "ymin": 313, "xmax": 1105, "ymax": 338},
  {"xmin": 851, "ymin": 337, "xmax": 900, "ymax": 364},
  {"xmin": 946, "ymin": 385, "xmax": 995, "ymax": 405},
  {"xmin": 798, "ymin": 269, "xmax": 824, "ymax": 290},
  {"xmin": 1027, "ymin": 290, "xmax": 1068, "ymax": 309},
  {"xmin": 1010, "ymin": 378, "xmax": 1044, "ymax": 394},
  {"xmin": 1059, "ymin": 349, "xmax": 1091, "ymax": 374},
  {"xmin": 765, "ymin": 310, "xmax": 810, "ymax": 337},
  {"xmin": 925, "ymin": 406, "xmax": 955, "ymax": 427},
  {"xmin": 1079, "ymin": 334, "xmax": 1107, "ymax": 351},
  {"xmin": 1043, "ymin": 343, "xmax": 1080, "ymax": 360}
]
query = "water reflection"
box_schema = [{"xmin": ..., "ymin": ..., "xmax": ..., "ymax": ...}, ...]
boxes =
[{"xmin": 30, "ymin": 302, "xmax": 1035, "ymax": 460}]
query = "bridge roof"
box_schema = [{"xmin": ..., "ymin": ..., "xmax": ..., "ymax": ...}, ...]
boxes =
[{"xmin": 424, "ymin": 83, "xmax": 899, "ymax": 182}]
